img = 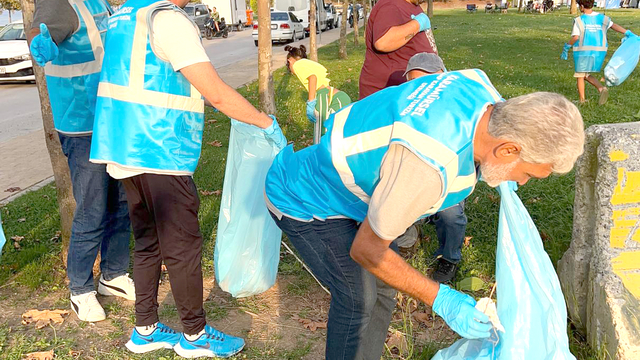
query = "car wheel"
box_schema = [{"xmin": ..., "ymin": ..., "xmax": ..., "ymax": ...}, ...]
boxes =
[{"xmin": 254, "ymin": 40, "xmax": 258, "ymax": 46}]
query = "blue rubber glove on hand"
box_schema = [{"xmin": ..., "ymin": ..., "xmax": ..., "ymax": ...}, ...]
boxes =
[
  {"xmin": 306, "ymin": 99, "xmax": 317, "ymax": 123},
  {"xmin": 30, "ymin": 23, "xmax": 59, "ymax": 66},
  {"xmin": 411, "ymin": 13, "xmax": 431, "ymax": 32},
  {"xmin": 560, "ymin": 43, "xmax": 571, "ymax": 61},
  {"xmin": 432, "ymin": 284, "xmax": 493, "ymax": 339},
  {"xmin": 263, "ymin": 115, "xmax": 287, "ymax": 150},
  {"xmin": 622, "ymin": 30, "xmax": 636, "ymax": 44}
]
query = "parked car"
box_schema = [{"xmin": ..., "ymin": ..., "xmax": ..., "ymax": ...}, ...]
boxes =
[
  {"xmin": 252, "ymin": 11, "xmax": 305, "ymax": 46},
  {"xmin": 325, "ymin": 4, "xmax": 337, "ymax": 29},
  {"xmin": 184, "ymin": 4, "xmax": 211, "ymax": 32},
  {"xmin": 0, "ymin": 22, "xmax": 35, "ymax": 83}
]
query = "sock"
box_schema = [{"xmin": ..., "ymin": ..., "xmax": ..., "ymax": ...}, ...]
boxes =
[
  {"xmin": 136, "ymin": 322, "xmax": 157, "ymax": 336},
  {"xmin": 185, "ymin": 328, "xmax": 206, "ymax": 341}
]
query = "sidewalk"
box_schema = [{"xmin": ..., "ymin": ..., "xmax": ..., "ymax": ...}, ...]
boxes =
[{"xmin": 0, "ymin": 22, "xmax": 361, "ymax": 202}]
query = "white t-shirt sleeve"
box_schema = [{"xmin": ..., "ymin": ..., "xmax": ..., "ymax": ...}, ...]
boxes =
[
  {"xmin": 367, "ymin": 144, "xmax": 444, "ymax": 241},
  {"xmin": 571, "ymin": 19, "xmax": 580, "ymax": 37},
  {"xmin": 151, "ymin": 11, "xmax": 211, "ymax": 71}
]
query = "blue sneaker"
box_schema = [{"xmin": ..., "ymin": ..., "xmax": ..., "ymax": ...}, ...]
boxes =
[
  {"xmin": 125, "ymin": 322, "xmax": 181, "ymax": 353},
  {"xmin": 173, "ymin": 325, "xmax": 245, "ymax": 358}
]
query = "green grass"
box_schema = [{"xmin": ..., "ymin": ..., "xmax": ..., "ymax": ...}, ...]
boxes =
[{"xmin": 2, "ymin": 7, "xmax": 640, "ymax": 359}]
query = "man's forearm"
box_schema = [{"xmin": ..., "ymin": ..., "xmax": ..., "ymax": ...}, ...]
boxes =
[
  {"xmin": 350, "ymin": 218, "xmax": 440, "ymax": 305},
  {"xmin": 181, "ymin": 62, "xmax": 272, "ymax": 129},
  {"xmin": 374, "ymin": 20, "xmax": 421, "ymax": 53},
  {"xmin": 568, "ymin": 35, "xmax": 579, "ymax": 46},
  {"xmin": 611, "ymin": 23, "xmax": 627, "ymax": 34}
]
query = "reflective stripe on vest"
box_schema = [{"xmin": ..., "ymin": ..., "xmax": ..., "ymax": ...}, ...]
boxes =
[{"xmin": 574, "ymin": 15, "xmax": 608, "ymax": 52}]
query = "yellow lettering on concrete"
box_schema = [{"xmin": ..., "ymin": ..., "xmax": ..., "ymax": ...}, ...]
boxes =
[
  {"xmin": 610, "ymin": 207, "xmax": 640, "ymax": 248},
  {"xmin": 611, "ymin": 251, "xmax": 640, "ymax": 299},
  {"xmin": 611, "ymin": 168, "xmax": 640, "ymax": 205},
  {"xmin": 609, "ymin": 150, "xmax": 630, "ymax": 162}
]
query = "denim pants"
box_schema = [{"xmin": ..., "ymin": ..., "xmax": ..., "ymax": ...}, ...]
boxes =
[
  {"xmin": 59, "ymin": 134, "xmax": 131, "ymax": 296},
  {"xmin": 433, "ymin": 201, "xmax": 467, "ymax": 263},
  {"xmin": 270, "ymin": 212, "xmax": 397, "ymax": 360}
]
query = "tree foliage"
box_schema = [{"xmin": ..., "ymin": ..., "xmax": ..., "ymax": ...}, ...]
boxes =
[{"xmin": 0, "ymin": 0, "xmax": 21, "ymax": 11}]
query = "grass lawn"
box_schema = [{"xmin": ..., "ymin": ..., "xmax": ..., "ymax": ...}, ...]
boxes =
[{"xmin": 2, "ymin": 7, "xmax": 640, "ymax": 359}]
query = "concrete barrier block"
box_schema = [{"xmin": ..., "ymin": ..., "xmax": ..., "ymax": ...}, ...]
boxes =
[{"xmin": 558, "ymin": 122, "xmax": 640, "ymax": 359}]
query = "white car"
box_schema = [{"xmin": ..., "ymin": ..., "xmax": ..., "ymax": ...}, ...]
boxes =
[
  {"xmin": 0, "ymin": 22, "xmax": 35, "ymax": 83},
  {"xmin": 252, "ymin": 11, "xmax": 305, "ymax": 47}
]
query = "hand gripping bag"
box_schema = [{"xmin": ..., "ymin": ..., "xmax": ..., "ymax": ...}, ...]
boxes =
[
  {"xmin": 214, "ymin": 119, "xmax": 284, "ymax": 298},
  {"xmin": 604, "ymin": 33, "xmax": 640, "ymax": 86},
  {"xmin": 432, "ymin": 182, "xmax": 575, "ymax": 360}
]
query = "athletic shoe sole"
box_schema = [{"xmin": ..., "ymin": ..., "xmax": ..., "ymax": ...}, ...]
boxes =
[
  {"xmin": 173, "ymin": 342, "xmax": 245, "ymax": 358},
  {"xmin": 599, "ymin": 88, "xmax": 609, "ymax": 105},
  {"xmin": 98, "ymin": 281, "xmax": 136, "ymax": 301},
  {"xmin": 125, "ymin": 340, "xmax": 174, "ymax": 354}
]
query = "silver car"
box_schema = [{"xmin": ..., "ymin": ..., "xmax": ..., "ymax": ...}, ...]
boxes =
[{"xmin": 252, "ymin": 11, "xmax": 305, "ymax": 46}]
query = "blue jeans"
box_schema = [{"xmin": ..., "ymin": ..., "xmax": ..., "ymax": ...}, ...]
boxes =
[
  {"xmin": 59, "ymin": 134, "xmax": 131, "ymax": 295},
  {"xmin": 270, "ymin": 212, "xmax": 397, "ymax": 360},
  {"xmin": 433, "ymin": 201, "xmax": 467, "ymax": 263}
]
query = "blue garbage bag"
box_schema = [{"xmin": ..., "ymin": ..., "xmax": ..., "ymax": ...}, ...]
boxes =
[
  {"xmin": 604, "ymin": 33, "xmax": 640, "ymax": 86},
  {"xmin": 432, "ymin": 182, "xmax": 575, "ymax": 360},
  {"xmin": 0, "ymin": 213, "xmax": 5, "ymax": 259},
  {"xmin": 214, "ymin": 119, "xmax": 284, "ymax": 298}
]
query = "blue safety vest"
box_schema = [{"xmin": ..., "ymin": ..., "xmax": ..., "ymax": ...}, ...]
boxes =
[
  {"xmin": 573, "ymin": 13, "xmax": 610, "ymax": 72},
  {"xmin": 89, "ymin": 0, "xmax": 205, "ymax": 175},
  {"xmin": 265, "ymin": 69, "xmax": 503, "ymax": 222},
  {"xmin": 44, "ymin": 0, "xmax": 111, "ymax": 135}
]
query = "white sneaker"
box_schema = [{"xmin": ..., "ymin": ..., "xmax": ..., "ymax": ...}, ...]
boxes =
[
  {"xmin": 70, "ymin": 291, "xmax": 106, "ymax": 322},
  {"xmin": 98, "ymin": 273, "xmax": 136, "ymax": 301}
]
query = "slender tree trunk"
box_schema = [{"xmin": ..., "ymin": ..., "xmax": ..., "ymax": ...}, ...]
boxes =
[
  {"xmin": 427, "ymin": 0, "xmax": 433, "ymax": 18},
  {"xmin": 339, "ymin": 0, "xmax": 347, "ymax": 59},
  {"xmin": 352, "ymin": 0, "xmax": 359, "ymax": 46},
  {"xmin": 570, "ymin": 0, "xmax": 577, "ymax": 14},
  {"xmin": 362, "ymin": 0, "xmax": 368, "ymax": 32},
  {"xmin": 20, "ymin": 0, "xmax": 75, "ymax": 265},
  {"xmin": 257, "ymin": 0, "xmax": 275, "ymax": 113},
  {"xmin": 518, "ymin": 0, "xmax": 523, "ymax": 12},
  {"xmin": 8, "ymin": 10, "xmax": 12, "ymax": 23},
  {"xmin": 309, "ymin": 0, "xmax": 318, "ymax": 61}
]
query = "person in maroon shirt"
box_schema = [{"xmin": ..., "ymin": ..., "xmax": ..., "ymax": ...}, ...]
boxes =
[{"xmin": 359, "ymin": 0, "xmax": 438, "ymax": 99}]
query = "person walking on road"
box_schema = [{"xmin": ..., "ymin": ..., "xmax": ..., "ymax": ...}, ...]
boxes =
[
  {"xmin": 359, "ymin": 0, "xmax": 437, "ymax": 99},
  {"xmin": 89, "ymin": 0, "xmax": 286, "ymax": 357},
  {"xmin": 265, "ymin": 69, "xmax": 584, "ymax": 360},
  {"xmin": 28, "ymin": 0, "xmax": 135, "ymax": 323}
]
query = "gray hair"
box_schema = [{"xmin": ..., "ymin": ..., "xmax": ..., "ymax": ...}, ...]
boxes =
[{"xmin": 488, "ymin": 92, "xmax": 584, "ymax": 174}]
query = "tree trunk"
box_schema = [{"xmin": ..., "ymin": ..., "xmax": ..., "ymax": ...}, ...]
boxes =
[
  {"xmin": 352, "ymin": 0, "xmax": 359, "ymax": 46},
  {"xmin": 570, "ymin": 0, "xmax": 577, "ymax": 14},
  {"xmin": 257, "ymin": 0, "xmax": 275, "ymax": 113},
  {"xmin": 20, "ymin": 0, "xmax": 75, "ymax": 265},
  {"xmin": 427, "ymin": 0, "xmax": 433, "ymax": 18},
  {"xmin": 362, "ymin": 0, "xmax": 368, "ymax": 32},
  {"xmin": 518, "ymin": 0, "xmax": 523, "ymax": 12},
  {"xmin": 309, "ymin": 0, "xmax": 318, "ymax": 61},
  {"xmin": 8, "ymin": 10, "xmax": 12, "ymax": 23},
  {"xmin": 339, "ymin": 0, "xmax": 348, "ymax": 59}
]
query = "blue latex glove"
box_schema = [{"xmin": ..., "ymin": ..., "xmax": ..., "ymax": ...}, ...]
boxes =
[
  {"xmin": 30, "ymin": 23, "xmax": 59, "ymax": 66},
  {"xmin": 306, "ymin": 99, "xmax": 317, "ymax": 123},
  {"xmin": 622, "ymin": 30, "xmax": 636, "ymax": 44},
  {"xmin": 263, "ymin": 115, "xmax": 287, "ymax": 149},
  {"xmin": 432, "ymin": 284, "xmax": 493, "ymax": 339},
  {"xmin": 411, "ymin": 13, "xmax": 431, "ymax": 32},
  {"xmin": 560, "ymin": 43, "xmax": 571, "ymax": 61}
]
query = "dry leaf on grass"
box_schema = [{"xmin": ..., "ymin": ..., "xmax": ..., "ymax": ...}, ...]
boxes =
[
  {"xmin": 199, "ymin": 190, "xmax": 222, "ymax": 196},
  {"xmin": 11, "ymin": 236, "xmax": 24, "ymax": 241},
  {"xmin": 18, "ymin": 218, "xmax": 26, "ymax": 222},
  {"xmin": 23, "ymin": 350, "xmax": 54, "ymax": 360},
  {"xmin": 412, "ymin": 311, "xmax": 432, "ymax": 326},
  {"xmin": 207, "ymin": 141, "xmax": 223, "ymax": 147},
  {"xmin": 206, "ymin": 119, "xmax": 217, "ymax": 124},
  {"xmin": 291, "ymin": 314, "xmax": 327, "ymax": 332},
  {"xmin": 463, "ymin": 236, "xmax": 473, "ymax": 247},
  {"xmin": 386, "ymin": 330, "xmax": 408, "ymax": 354},
  {"xmin": 22, "ymin": 309, "xmax": 69, "ymax": 329}
]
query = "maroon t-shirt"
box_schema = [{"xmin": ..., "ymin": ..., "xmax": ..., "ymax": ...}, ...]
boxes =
[{"xmin": 358, "ymin": 0, "xmax": 438, "ymax": 99}]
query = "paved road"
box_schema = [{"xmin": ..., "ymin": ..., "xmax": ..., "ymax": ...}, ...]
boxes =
[{"xmin": 0, "ymin": 83, "xmax": 41, "ymax": 143}]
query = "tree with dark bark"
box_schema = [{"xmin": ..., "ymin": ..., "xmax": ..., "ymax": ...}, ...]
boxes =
[
  {"xmin": 19, "ymin": 0, "xmax": 75, "ymax": 263},
  {"xmin": 339, "ymin": 0, "xmax": 348, "ymax": 59},
  {"xmin": 352, "ymin": 0, "xmax": 359, "ymax": 46},
  {"xmin": 257, "ymin": 0, "xmax": 275, "ymax": 113}
]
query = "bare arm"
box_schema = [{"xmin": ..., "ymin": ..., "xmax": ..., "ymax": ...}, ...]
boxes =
[
  {"xmin": 27, "ymin": 28, "xmax": 40, "ymax": 43},
  {"xmin": 350, "ymin": 218, "xmax": 440, "ymax": 305},
  {"xmin": 611, "ymin": 23, "xmax": 628, "ymax": 35},
  {"xmin": 308, "ymin": 75, "xmax": 317, "ymax": 101},
  {"xmin": 374, "ymin": 20, "xmax": 421, "ymax": 53},
  {"xmin": 568, "ymin": 35, "xmax": 579, "ymax": 46},
  {"xmin": 181, "ymin": 62, "xmax": 272, "ymax": 129}
]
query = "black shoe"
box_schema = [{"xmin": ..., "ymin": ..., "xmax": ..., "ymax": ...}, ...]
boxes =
[{"xmin": 432, "ymin": 257, "xmax": 458, "ymax": 283}]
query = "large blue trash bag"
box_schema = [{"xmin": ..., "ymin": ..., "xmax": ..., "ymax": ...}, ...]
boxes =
[
  {"xmin": 432, "ymin": 182, "xmax": 575, "ymax": 360},
  {"xmin": 214, "ymin": 119, "xmax": 284, "ymax": 298},
  {"xmin": 604, "ymin": 33, "xmax": 640, "ymax": 86},
  {"xmin": 0, "ymin": 213, "xmax": 6, "ymax": 259}
]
